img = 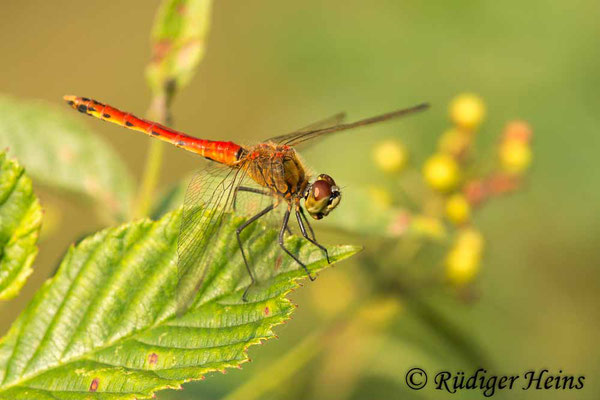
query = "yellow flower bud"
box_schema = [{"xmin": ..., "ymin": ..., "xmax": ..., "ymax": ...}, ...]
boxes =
[
  {"xmin": 449, "ymin": 93, "xmax": 486, "ymax": 130},
  {"xmin": 423, "ymin": 153, "xmax": 460, "ymax": 192},
  {"xmin": 438, "ymin": 128, "xmax": 471, "ymax": 156},
  {"xmin": 372, "ymin": 139, "xmax": 408, "ymax": 173},
  {"xmin": 456, "ymin": 228, "xmax": 484, "ymax": 255},
  {"xmin": 446, "ymin": 228, "xmax": 484, "ymax": 285},
  {"xmin": 499, "ymin": 139, "xmax": 532, "ymax": 174},
  {"xmin": 446, "ymin": 247, "xmax": 481, "ymax": 285},
  {"xmin": 411, "ymin": 215, "xmax": 446, "ymax": 240},
  {"xmin": 445, "ymin": 193, "xmax": 470, "ymax": 225}
]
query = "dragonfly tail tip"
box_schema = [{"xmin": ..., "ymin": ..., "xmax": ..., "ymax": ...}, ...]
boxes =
[{"xmin": 63, "ymin": 94, "xmax": 77, "ymax": 103}]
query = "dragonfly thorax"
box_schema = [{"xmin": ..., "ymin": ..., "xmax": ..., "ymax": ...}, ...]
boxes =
[{"xmin": 243, "ymin": 144, "xmax": 309, "ymax": 199}]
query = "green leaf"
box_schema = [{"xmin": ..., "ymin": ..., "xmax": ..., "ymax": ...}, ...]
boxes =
[
  {"xmin": 0, "ymin": 208, "xmax": 359, "ymax": 400},
  {"xmin": 0, "ymin": 95, "xmax": 135, "ymax": 220},
  {"xmin": 0, "ymin": 153, "xmax": 42, "ymax": 301},
  {"xmin": 146, "ymin": 0, "xmax": 213, "ymax": 96}
]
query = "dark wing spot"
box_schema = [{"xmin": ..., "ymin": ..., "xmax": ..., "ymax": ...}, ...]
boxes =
[
  {"xmin": 81, "ymin": 97, "xmax": 91, "ymax": 102},
  {"xmin": 125, "ymin": 121, "xmax": 134, "ymax": 127},
  {"xmin": 88, "ymin": 107, "xmax": 97, "ymax": 112},
  {"xmin": 77, "ymin": 104, "xmax": 88, "ymax": 113},
  {"xmin": 103, "ymin": 113, "xmax": 111, "ymax": 118},
  {"xmin": 67, "ymin": 101, "xmax": 75, "ymax": 106},
  {"xmin": 151, "ymin": 130, "xmax": 159, "ymax": 136}
]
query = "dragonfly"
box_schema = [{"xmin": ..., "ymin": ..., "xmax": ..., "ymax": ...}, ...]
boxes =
[{"xmin": 64, "ymin": 95, "xmax": 428, "ymax": 308}]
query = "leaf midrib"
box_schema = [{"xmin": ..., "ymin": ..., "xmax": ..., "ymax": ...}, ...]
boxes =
[
  {"xmin": 0, "ymin": 164, "xmax": 25, "ymax": 251},
  {"xmin": 0, "ymin": 283, "xmax": 295, "ymax": 395},
  {"xmin": 60, "ymin": 221, "xmax": 175, "ymax": 359},
  {"xmin": 0, "ymin": 247, "xmax": 312, "ymax": 394},
  {"xmin": 1, "ymin": 221, "xmax": 171, "ymax": 389}
]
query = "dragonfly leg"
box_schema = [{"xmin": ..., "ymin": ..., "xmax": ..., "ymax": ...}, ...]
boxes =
[
  {"xmin": 299, "ymin": 207, "xmax": 316, "ymax": 241},
  {"xmin": 296, "ymin": 209, "xmax": 330, "ymax": 264},
  {"xmin": 279, "ymin": 209, "xmax": 316, "ymax": 281},
  {"xmin": 233, "ymin": 186, "xmax": 270, "ymax": 211},
  {"xmin": 233, "ymin": 186, "xmax": 292, "ymax": 235},
  {"xmin": 237, "ymin": 204, "xmax": 275, "ymax": 301}
]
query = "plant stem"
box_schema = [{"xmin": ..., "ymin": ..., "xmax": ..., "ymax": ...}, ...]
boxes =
[
  {"xmin": 134, "ymin": 139, "xmax": 164, "ymax": 219},
  {"xmin": 134, "ymin": 94, "xmax": 170, "ymax": 219}
]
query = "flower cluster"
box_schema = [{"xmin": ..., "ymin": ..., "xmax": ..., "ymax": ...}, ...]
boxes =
[{"xmin": 371, "ymin": 93, "xmax": 533, "ymax": 292}]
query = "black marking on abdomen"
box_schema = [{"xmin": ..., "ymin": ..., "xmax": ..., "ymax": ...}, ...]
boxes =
[
  {"xmin": 151, "ymin": 130, "xmax": 159, "ymax": 136},
  {"xmin": 125, "ymin": 121, "xmax": 134, "ymax": 127},
  {"xmin": 103, "ymin": 113, "xmax": 111, "ymax": 118}
]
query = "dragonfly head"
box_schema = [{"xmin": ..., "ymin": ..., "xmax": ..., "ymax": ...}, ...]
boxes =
[{"xmin": 304, "ymin": 174, "xmax": 341, "ymax": 220}]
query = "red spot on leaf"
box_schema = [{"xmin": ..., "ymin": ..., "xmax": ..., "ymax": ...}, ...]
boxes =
[
  {"xmin": 89, "ymin": 378, "xmax": 99, "ymax": 392},
  {"xmin": 264, "ymin": 306, "xmax": 270, "ymax": 316},
  {"xmin": 148, "ymin": 353, "xmax": 158, "ymax": 365}
]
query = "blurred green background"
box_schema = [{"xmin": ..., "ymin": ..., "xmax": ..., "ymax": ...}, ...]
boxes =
[{"xmin": 1, "ymin": 0, "xmax": 599, "ymax": 399}]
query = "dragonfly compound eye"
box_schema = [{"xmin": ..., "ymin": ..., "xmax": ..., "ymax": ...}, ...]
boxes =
[{"xmin": 304, "ymin": 174, "xmax": 341, "ymax": 219}]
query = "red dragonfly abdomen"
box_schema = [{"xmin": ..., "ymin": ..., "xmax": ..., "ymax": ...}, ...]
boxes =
[{"xmin": 63, "ymin": 96, "xmax": 242, "ymax": 166}]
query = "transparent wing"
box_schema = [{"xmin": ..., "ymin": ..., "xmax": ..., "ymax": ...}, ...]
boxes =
[
  {"xmin": 231, "ymin": 153, "xmax": 289, "ymax": 230},
  {"xmin": 268, "ymin": 103, "xmax": 429, "ymax": 148},
  {"xmin": 231, "ymin": 179, "xmax": 285, "ymax": 230},
  {"xmin": 267, "ymin": 112, "xmax": 347, "ymax": 144},
  {"xmin": 176, "ymin": 161, "xmax": 249, "ymax": 314}
]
